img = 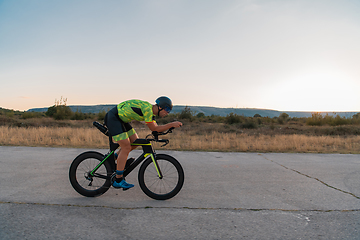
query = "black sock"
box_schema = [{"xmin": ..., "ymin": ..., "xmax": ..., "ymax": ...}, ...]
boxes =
[{"xmin": 116, "ymin": 177, "xmax": 123, "ymax": 183}]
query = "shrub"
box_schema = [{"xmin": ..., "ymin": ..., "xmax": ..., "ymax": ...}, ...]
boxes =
[
  {"xmin": 46, "ymin": 105, "xmax": 57, "ymax": 117},
  {"xmin": 330, "ymin": 115, "xmax": 350, "ymax": 126},
  {"xmin": 307, "ymin": 113, "xmax": 352, "ymax": 126},
  {"xmin": 5, "ymin": 111, "xmax": 15, "ymax": 118},
  {"xmin": 225, "ymin": 113, "xmax": 243, "ymax": 124},
  {"xmin": 352, "ymin": 113, "xmax": 360, "ymax": 124},
  {"xmin": 207, "ymin": 115, "xmax": 224, "ymax": 123},
  {"xmin": 46, "ymin": 97, "xmax": 73, "ymax": 120},
  {"xmin": 278, "ymin": 113, "xmax": 289, "ymax": 124},
  {"xmin": 53, "ymin": 105, "xmax": 73, "ymax": 120},
  {"xmin": 22, "ymin": 112, "xmax": 43, "ymax": 119},
  {"xmin": 179, "ymin": 106, "xmax": 193, "ymax": 121},
  {"xmin": 72, "ymin": 110, "xmax": 85, "ymax": 120},
  {"xmin": 196, "ymin": 112, "xmax": 205, "ymax": 118},
  {"xmin": 256, "ymin": 117, "xmax": 262, "ymax": 125},
  {"xmin": 242, "ymin": 120, "xmax": 257, "ymax": 129},
  {"xmin": 306, "ymin": 113, "xmax": 324, "ymax": 126},
  {"xmin": 97, "ymin": 110, "xmax": 107, "ymax": 121}
]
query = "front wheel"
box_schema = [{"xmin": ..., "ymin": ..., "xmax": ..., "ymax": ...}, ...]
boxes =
[
  {"xmin": 69, "ymin": 151, "xmax": 112, "ymax": 197},
  {"xmin": 138, "ymin": 154, "xmax": 184, "ymax": 200}
]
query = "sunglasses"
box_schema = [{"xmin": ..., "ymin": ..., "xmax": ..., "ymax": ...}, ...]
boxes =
[{"xmin": 163, "ymin": 106, "xmax": 172, "ymax": 113}]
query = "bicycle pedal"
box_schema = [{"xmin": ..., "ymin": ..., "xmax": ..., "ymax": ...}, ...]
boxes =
[{"xmin": 122, "ymin": 188, "xmax": 130, "ymax": 191}]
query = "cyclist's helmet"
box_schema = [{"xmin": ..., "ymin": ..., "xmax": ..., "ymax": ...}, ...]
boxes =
[{"xmin": 155, "ymin": 96, "xmax": 173, "ymax": 113}]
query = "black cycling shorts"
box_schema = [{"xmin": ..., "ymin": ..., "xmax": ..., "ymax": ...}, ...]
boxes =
[{"xmin": 105, "ymin": 107, "xmax": 136, "ymax": 141}]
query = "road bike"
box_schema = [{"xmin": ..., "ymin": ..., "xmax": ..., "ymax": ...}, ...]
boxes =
[{"xmin": 69, "ymin": 122, "xmax": 184, "ymax": 200}]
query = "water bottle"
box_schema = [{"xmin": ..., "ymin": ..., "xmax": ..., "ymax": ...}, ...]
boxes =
[{"xmin": 93, "ymin": 121, "xmax": 109, "ymax": 136}]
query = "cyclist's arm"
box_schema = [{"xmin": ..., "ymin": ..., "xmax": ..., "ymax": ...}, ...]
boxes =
[{"xmin": 146, "ymin": 121, "xmax": 182, "ymax": 132}]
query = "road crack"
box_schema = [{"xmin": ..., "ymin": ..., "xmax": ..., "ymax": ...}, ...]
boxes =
[
  {"xmin": 258, "ymin": 154, "xmax": 360, "ymax": 200},
  {"xmin": 0, "ymin": 201, "xmax": 359, "ymax": 212}
]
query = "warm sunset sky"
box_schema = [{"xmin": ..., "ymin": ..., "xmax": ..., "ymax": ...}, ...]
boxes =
[{"xmin": 1, "ymin": 0, "xmax": 359, "ymax": 112}]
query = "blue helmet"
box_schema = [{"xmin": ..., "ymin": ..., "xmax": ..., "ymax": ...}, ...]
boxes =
[{"xmin": 155, "ymin": 96, "xmax": 173, "ymax": 113}]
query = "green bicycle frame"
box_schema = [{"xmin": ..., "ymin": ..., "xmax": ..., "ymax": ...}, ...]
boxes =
[
  {"xmin": 89, "ymin": 150, "xmax": 115, "ymax": 176},
  {"xmin": 89, "ymin": 140, "xmax": 163, "ymax": 179}
]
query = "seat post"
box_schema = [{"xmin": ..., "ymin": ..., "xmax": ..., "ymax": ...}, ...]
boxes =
[{"xmin": 109, "ymin": 135, "xmax": 120, "ymax": 152}]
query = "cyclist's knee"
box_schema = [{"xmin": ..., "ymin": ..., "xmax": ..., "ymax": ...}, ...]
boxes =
[
  {"xmin": 129, "ymin": 133, "xmax": 139, "ymax": 143},
  {"xmin": 117, "ymin": 139, "xmax": 132, "ymax": 153},
  {"xmin": 123, "ymin": 145, "xmax": 132, "ymax": 153}
]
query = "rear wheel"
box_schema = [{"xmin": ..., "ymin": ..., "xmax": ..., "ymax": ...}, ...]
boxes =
[
  {"xmin": 69, "ymin": 152, "xmax": 112, "ymax": 197},
  {"xmin": 138, "ymin": 154, "xmax": 184, "ymax": 200}
]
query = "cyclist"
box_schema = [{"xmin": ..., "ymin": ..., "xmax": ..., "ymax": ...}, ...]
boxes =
[{"xmin": 105, "ymin": 96, "xmax": 183, "ymax": 189}]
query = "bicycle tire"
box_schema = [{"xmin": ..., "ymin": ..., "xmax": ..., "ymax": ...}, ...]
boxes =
[
  {"xmin": 69, "ymin": 151, "xmax": 112, "ymax": 197},
  {"xmin": 138, "ymin": 154, "xmax": 184, "ymax": 200}
]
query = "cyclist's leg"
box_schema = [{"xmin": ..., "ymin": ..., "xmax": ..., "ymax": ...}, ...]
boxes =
[
  {"xmin": 115, "ymin": 137, "xmax": 132, "ymax": 174},
  {"xmin": 115, "ymin": 122, "xmax": 138, "ymax": 171},
  {"xmin": 112, "ymin": 137, "xmax": 135, "ymax": 189},
  {"xmin": 113, "ymin": 125, "xmax": 138, "ymax": 188},
  {"xmin": 105, "ymin": 107, "xmax": 135, "ymax": 189},
  {"xmin": 129, "ymin": 132, "xmax": 139, "ymax": 150}
]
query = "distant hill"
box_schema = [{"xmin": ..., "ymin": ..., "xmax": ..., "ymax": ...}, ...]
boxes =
[
  {"xmin": 29, "ymin": 105, "xmax": 117, "ymax": 114},
  {"xmin": 27, "ymin": 105, "xmax": 359, "ymax": 118}
]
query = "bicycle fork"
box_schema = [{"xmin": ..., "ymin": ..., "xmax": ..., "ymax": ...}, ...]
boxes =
[{"xmin": 145, "ymin": 153, "xmax": 163, "ymax": 179}]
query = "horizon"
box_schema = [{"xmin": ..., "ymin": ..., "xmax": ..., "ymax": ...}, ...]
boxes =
[
  {"xmin": 1, "ymin": 1, "xmax": 359, "ymax": 113},
  {"xmin": 11, "ymin": 103, "xmax": 360, "ymax": 114}
]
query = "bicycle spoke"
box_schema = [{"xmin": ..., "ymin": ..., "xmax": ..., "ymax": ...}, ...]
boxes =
[
  {"xmin": 76, "ymin": 158, "xmax": 107, "ymax": 190},
  {"xmin": 143, "ymin": 159, "xmax": 179, "ymax": 194}
]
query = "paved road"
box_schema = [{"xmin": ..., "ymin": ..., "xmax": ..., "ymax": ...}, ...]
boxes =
[{"xmin": 0, "ymin": 146, "xmax": 359, "ymax": 239}]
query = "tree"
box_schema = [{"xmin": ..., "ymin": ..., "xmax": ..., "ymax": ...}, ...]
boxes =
[
  {"xmin": 196, "ymin": 112, "xmax": 205, "ymax": 118},
  {"xmin": 179, "ymin": 106, "xmax": 193, "ymax": 121},
  {"xmin": 225, "ymin": 113, "xmax": 243, "ymax": 124},
  {"xmin": 306, "ymin": 113, "xmax": 323, "ymax": 126},
  {"xmin": 46, "ymin": 105, "xmax": 57, "ymax": 117},
  {"xmin": 46, "ymin": 97, "xmax": 73, "ymax": 120},
  {"xmin": 278, "ymin": 113, "xmax": 290, "ymax": 124}
]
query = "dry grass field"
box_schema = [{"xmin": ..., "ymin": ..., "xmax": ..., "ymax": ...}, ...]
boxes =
[
  {"xmin": 1, "ymin": 122, "xmax": 360, "ymax": 153},
  {"xmin": 2, "ymin": 106, "xmax": 359, "ymax": 153}
]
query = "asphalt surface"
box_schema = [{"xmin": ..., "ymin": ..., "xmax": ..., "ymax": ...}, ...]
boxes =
[{"xmin": 0, "ymin": 146, "xmax": 359, "ymax": 239}]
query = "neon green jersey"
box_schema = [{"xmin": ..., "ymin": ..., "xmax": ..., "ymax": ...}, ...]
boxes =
[{"xmin": 117, "ymin": 100, "xmax": 155, "ymax": 123}]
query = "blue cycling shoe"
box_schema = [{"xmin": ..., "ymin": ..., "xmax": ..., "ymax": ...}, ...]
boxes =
[{"xmin": 113, "ymin": 179, "xmax": 135, "ymax": 190}]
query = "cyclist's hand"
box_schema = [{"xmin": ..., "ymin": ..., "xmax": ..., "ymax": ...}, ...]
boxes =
[{"xmin": 172, "ymin": 121, "xmax": 183, "ymax": 128}]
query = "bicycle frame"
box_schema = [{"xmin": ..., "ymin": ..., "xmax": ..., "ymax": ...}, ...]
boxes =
[
  {"xmin": 88, "ymin": 138, "xmax": 162, "ymax": 180},
  {"xmin": 70, "ymin": 122, "xmax": 182, "ymax": 199}
]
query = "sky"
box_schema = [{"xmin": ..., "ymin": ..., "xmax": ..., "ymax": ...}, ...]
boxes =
[{"xmin": 1, "ymin": 0, "xmax": 360, "ymax": 112}]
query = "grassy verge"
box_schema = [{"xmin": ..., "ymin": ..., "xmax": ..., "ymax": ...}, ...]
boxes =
[{"xmin": 1, "ymin": 125, "xmax": 359, "ymax": 153}]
